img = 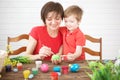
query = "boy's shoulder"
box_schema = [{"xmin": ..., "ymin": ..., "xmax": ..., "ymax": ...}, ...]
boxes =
[{"xmin": 59, "ymin": 26, "xmax": 67, "ymax": 33}]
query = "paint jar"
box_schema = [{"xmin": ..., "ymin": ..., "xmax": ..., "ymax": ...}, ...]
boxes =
[
  {"xmin": 50, "ymin": 72, "xmax": 58, "ymax": 80},
  {"xmin": 17, "ymin": 63, "xmax": 23, "ymax": 70},
  {"xmin": 23, "ymin": 70, "xmax": 30, "ymax": 80},
  {"xmin": 35, "ymin": 60, "xmax": 42, "ymax": 69},
  {"xmin": 5, "ymin": 64, "xmax": 12, "ymax": 72},
  {"xmin": 32, "ymin": 68, "xmax": 38, "ymax": 75},
  {"xmin": 61, "ymin": 66, "xmax": 69, "ymax": 74}
]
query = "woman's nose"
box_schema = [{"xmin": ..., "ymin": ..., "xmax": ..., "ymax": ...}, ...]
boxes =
[{"xmin": 51, "ymin": 19, "xmax": 56, "ymax": 24}]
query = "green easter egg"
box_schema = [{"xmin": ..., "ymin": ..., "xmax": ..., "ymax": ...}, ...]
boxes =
[{"xmin": 52, "ymin": 55, "xmax": 60, "ymax": 60}]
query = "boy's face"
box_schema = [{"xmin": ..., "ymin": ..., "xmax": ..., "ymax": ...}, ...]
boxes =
[{"xmin": 64, "ymin": 15, "xmax": 79, "ymax": 32}]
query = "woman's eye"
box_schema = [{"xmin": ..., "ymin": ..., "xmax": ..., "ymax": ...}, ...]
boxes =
[
  {"xmin": 56, "ymin": 17, "xmax": 61, "ymax": 20},
  {"xmin": 47, "ymin": 18, "xmax": 52, "ymax": 21}
]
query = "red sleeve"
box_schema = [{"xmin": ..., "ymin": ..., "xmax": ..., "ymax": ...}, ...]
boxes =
[
  {"xmin": 29, "ymin": 27, "xmax": 39, "ymax": 40},
  {"xmin": 76, "ymin": 31, "xmax": 86, "ymax": 46}
]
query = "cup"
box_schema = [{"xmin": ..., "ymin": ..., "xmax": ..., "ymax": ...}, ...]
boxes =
[
  {"xmin": 35, "ymin": 61, "xmax": 42, "ymax": 69},
  {"xmin": 32, "ymin": 68, "xmax": 38, "ymax": 75},
  {"xmin": 61, "ymin": 66, "xmax": 69, "ymax": 74},
  {"xmin": 23, "ymin": 70, "xmax": 30, "ymax": 80},
  {"xmin": 5, "ymin": 64, "xmax": 12, "ymax": 72},
  {"xmin": 50, "ymin": 72, "xmax": 58, "ymax": 80},
  {"xmin": 17, "ymin": 63, "xmax": 23, "ymax": 70}
]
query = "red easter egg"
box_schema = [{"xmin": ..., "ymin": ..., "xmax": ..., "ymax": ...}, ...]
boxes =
[{"xmin": 40, "ymin": 64, "xmax": 49, "ymax": 72}]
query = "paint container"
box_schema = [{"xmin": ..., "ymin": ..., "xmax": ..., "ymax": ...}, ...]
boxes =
[
  {"xmin": 50, "ymin": 72, "xmax": 58, "ymax": 80},
  {"xmin": 61, "ymin": 66, "xmax": 69, "ymax": 74},
  {"xmin": 17, "ymin": 63, "xmax": 23, "ymax": 70}
]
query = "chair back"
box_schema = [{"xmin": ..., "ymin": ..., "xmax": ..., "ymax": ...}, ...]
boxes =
[
  {"xmin": 7, "ymin": 34, "xmax": 29, "ymax": 55},
  {"xmin": 83, "ymin": 35, "xmax": 102, "ymax": 61}
]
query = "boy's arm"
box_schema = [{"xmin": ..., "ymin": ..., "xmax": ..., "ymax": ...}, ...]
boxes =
[
  {"xmin": 67, "ymin": 45, "xmax": 82, "ymax": 61},
  {"xmin": 74, "ymin": 45, "xmax": 82, "ymax": 59}
]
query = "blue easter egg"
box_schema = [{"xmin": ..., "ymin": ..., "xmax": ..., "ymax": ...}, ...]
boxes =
[
  {"xmin": 29, "ymin": 74, "xmax": 34, "ymax": 79},
  {"xmin": 53, "ymin": 66, "xmax": 61, "ymax": 72},
  {"xmin": 70, "ymin": 64, "xmax": 80, "ymax": 72},
  {"xmin": 13, "ymin": 68, "xmax": 18, "ymax": 72}
]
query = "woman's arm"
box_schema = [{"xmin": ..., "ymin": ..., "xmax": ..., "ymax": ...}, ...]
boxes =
[
  {"xmin": 26, "ymin": 36, "xmax": 53, "ymax": 60},
  {"xmin": 25, "ymin": 36, "xmax": 44, "ymax": 60}
]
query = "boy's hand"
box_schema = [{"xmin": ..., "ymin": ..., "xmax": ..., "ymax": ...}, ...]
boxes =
[{"xmin": 67, "ymin": 53, "xmax": 76, "ymax": 61}]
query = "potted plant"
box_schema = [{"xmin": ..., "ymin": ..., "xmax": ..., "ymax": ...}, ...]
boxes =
[{"xmin": 86, "ymin": 59, "xmax": 120, "ymax": 80}]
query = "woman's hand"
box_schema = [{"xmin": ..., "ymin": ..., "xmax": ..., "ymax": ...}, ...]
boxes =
[
  {"xmin": 39, "ymin": 45, "xmax": 53, "ymax": 58},
  {"xmin": 52, "ymin": 59, "xmax": 62, "ymax": 64}
]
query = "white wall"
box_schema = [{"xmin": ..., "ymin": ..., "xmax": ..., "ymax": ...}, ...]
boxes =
[{"xmin": 0, "ymin": 0, "xmax": 120, "ymax": 59}]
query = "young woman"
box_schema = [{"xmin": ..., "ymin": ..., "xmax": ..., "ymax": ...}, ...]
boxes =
[{"xmin": 26, "ymin": 1, "xmax": 64, "ymax": 63}]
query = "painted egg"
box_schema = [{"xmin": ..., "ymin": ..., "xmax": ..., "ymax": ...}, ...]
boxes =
[
  {"xmin": 70, "ymin": 64, "xmax": 80, "ymax": 72},
  {"xmin": 53, "ymin": 66, "xmax": 61, "ymax": 72},
  {"xmin": 51, "ymin": 55, "xmax": 60, "ymax": 60},
  {"xmin": 40, "ymin": 64, "xmax": 49, "ymax": 72},
  {"xmin": 13, "ymin": 68, "xmax": 18, "ymax": 72},
  {"xmin": 29, "ymin": 74, "xmax": 34, "ymax": 79}
]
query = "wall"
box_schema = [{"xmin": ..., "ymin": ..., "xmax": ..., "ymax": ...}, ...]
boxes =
[{"xmin": 0, "ymin": 0, "xmax": 120, "ymax": 59}]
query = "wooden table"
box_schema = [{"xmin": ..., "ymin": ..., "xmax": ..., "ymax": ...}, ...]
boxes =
[{"xmin": 0, "ymin": 60, "xmax": 91, "ymax": 80}]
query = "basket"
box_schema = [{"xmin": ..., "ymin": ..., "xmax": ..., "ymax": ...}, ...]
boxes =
[{"xmin": 0, "ymin": 50, "xmax": 7, "ymax": 72}]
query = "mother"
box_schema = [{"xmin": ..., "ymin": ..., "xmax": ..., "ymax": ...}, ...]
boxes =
[{"xmin": 25, "ymin": 1, "xmax": 64, "ymax": 62}]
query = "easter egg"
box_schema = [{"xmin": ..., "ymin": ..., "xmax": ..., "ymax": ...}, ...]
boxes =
[
  {"xmin": 13, "ymin": 68, "xmax": 18, "ymax": 72},
  {"xmin": 29, "ymin": 74, "xmax": 34, "ymax": 79},
  {"xmin": 70, "ymin": 64, "xmax": 80, "ymax": 72},
  {"xmin": 51, "ymin": 55, "xmax": 60, "ymax": 60},
  {"xmin": 40, "ymin": 64, "xmax": 49, "ymax": 72},
  {"xmin": 53, "ymin": 66, "xmax": 61, "ymax": 72}
]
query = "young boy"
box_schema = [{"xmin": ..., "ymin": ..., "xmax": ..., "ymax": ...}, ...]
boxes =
[{"xmin": 60, "ymin": 5, "xmax": 86, "ymax": 61}]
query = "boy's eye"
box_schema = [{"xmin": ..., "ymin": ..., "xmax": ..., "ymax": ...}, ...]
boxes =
[{"xmin": 70, "ymin": 21, "xmax": 74, "ymax": 23}]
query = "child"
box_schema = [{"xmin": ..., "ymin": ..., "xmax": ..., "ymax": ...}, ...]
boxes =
[{"xmin": 60, "ymin": 5, "xmax": 86, "ymax": 61}]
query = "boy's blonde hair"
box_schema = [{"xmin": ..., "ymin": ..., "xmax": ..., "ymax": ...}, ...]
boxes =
[{"xmin": 64, "ymin": 5, "xmax": 83, "ymax": 21}]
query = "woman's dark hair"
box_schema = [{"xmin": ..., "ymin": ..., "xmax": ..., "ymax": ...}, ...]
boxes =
[{"xmin": 41, "ymin": 1, "xmax": 64, "ymax": 24}]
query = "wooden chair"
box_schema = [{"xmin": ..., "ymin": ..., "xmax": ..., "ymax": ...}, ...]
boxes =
[
  {"xmin": 83, "ymin": 35, "xmax": 102, "ymax": 61},
  {"xmin": 7, "ymin": 34, "xmax": 29, "ymax": 55}
]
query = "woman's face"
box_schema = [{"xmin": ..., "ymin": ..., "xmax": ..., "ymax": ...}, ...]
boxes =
[{"xmin": 45, "ymin": 12, "xmax": 62, "ymax": 31}]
